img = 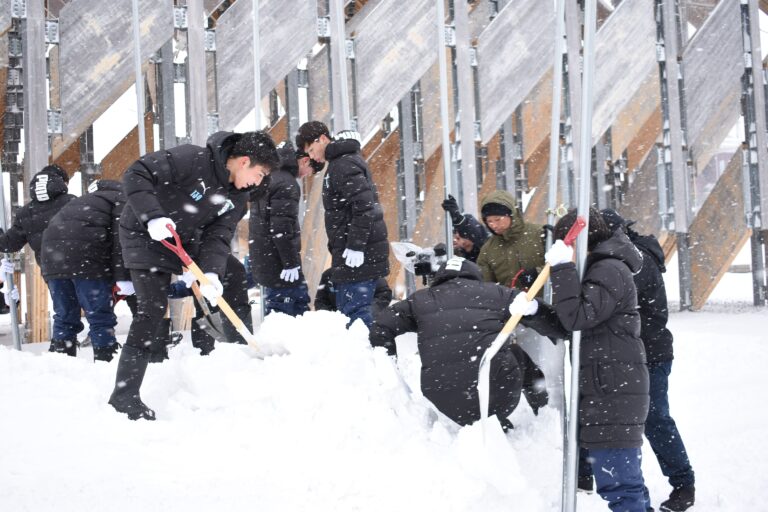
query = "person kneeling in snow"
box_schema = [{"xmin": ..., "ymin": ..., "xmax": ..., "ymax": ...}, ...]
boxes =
[{"xmin": 369, "ymin": 257, "xmax": 566, "ymax": 430}]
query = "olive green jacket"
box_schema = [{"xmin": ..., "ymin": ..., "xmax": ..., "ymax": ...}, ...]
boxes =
[{"xmin": 476, "ymin": 190, "xmax": 545, "ymax": 287}]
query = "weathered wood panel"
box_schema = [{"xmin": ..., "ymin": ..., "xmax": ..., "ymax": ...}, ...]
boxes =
[
  {"xmin": 100, "ymin": 113, "xmax": 155, "ymax": 181},
  {"xmin": 56, "ymin": 0, "xmax": 173, "ymax": 159},
  {"xmin": 618, "ymin": 145, "xmax": 664, "ymax": 237},
  {"xmin": 216, "ymin": 0, "xmax": 317, "ymax": 130},
  {"xmin": 476, "ymin": 0, "xmax": 555, "ymax": 144},
  {"xmin": 349, "ymin": 0, "xmax": 436, "ymax": 139},
  {"xmin": 683, "ymin": 0, "xmax": 742, "ymax": 172},
  {"xmin": 591, "ymin": 0, "xmax": 657, "ymax": 143},
  {"xmin": 689, "ymin": 150, "xmax": 750, "ymax": 310},
  {"xmin": 610, "ymin": 67, "xmax": 661, "ymax": 162},
  {"xmin": 309, "ymin": 46, "xmax": 333, "ymax": 128}
]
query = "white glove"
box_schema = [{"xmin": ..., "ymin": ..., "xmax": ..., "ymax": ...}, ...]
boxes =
[
  {"xmin": 0, "ymin": 258, "xmax": 14, "ymax": 275},
  {"xmin": 280, "ymin": 266, "xmax": 300, "ymax": 283},
  {"xmin": 342, "ymin": 248, "xmax": 365, "ymax": 268},
  {"xmin": 180, "ymin": 270, "xmax": 195, "ymax": 288},
  {"xmin": 147, "ymin": 217, "xmax": 176, "ymax": 241},
  {"xmin": 509, "ymin": 292, "xmax": 538, "ymax": 317},
  {"xmin": 545, "ymin": 240, "xmax": 574, "ymax": 266},
  {"xmin": 115, "ymin": 280, "xmax": 135, "ymax": 296},
  {"xmin": 199, "ymin": 272, "xmax": 224, "ymax": 306},
  {"xmin": 1, "ymin": 283, "xmax": 19, "ymax": 303}
]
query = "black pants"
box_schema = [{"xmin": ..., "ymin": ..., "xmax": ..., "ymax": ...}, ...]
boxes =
[{"xmin": 125, "ymin": 269, "xmax": 172, "ymax": 351}]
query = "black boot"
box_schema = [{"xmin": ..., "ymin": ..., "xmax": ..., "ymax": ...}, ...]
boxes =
[
  {"xmin": 108, "ymin": 345, "xmax": 155, "ymax": 421},
  {"xmin": 50, "ymin": 339, "xmax": 78, "ymax": 357},
  {"xmin": 149, "ymin": 318, "xmax": 172, "ymax": 363},
  {"xmin": 93, "ymin": 343, "xmax": 119, "ymax": 362},
  {"xmin": 222, "ymin": 305, "xmax": 253, "ymax": 345},
  {"xmin": 660, "ymin": 485, "xmax": 695, "ymax": 512},
  {"xmin": 577, "ymin": 475, "xmax": 594, "ymax": 494}
]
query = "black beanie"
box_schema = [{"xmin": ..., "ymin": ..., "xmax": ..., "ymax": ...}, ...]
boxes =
[
  {"xmin": 41, "ymin": 164, "xmax": 69, "ymax": 183},
  {"xmin": 481, "ymin": 202, "xmax": 513, "ymax": 219}
]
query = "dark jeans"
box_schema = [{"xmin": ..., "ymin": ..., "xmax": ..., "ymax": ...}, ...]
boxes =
[
  {"xmin": 125, "ymin": 269, "xmax": 171, "ymax": 351},
  {"xmin": 646, "ymin": 361, "xmax": 695, "ymax": 489},
  {"xmin": 48, "ymin": 278, "xmax": 116, "ymax": 348},
  {"xmin": 588, "ymin": 448, "xmax": 651, "ymax": 512},
  {"xmin": 265, "ymin": 283, "xmax": 310, "ymax": 317},
  {"xmin": 335, "ymin": 279, "xmax": 377, "ymax": 328}
]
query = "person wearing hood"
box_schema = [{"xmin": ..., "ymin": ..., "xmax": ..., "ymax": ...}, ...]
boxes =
[
  {"xmin": 476, "ymin": 190, "xmax": 545, "ymax": 291},
  {"xmin": 369, "ymin": 256, "xmax": 566, "ymax": 429},
  {"xmin": 40, "ymin": 180, "xmax": 129, "ymax": 361},
  {"xmin": 440, "ymin": 194, "xmax": 489, "ymax": 263},
  {"xmin": 249, "ymin": 141, "xmax": 312, "ymax": 316},
  {"xmin": 516, "ymin": 207, "xmax": 651, "ymax": 512},
  {"xmin": 597, "ymin": 209, "xmax": 695, "ymax": 512},
  {"xmin": 0, "ymin": 165, "xmax": 75, "ymax": 314},
  {"xmin": 296, "ymin": 121, "xmax": 389, "ymax": 328},
  {"xmin": 109, "ymin": 130, "xmax": 279, "ymax": 421}
]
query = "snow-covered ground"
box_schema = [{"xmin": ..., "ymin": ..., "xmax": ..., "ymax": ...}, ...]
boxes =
[{"xmin": 0, "ymin": 269, "xmax": 766, "ymax": 511}]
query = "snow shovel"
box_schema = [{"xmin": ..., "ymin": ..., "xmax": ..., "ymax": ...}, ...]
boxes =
[
  {"xmin": 159, "ymin": 225, "xmax": 262, "ymax": 355},
  {"xmin": 188, "ymin": 280, "xmax": 232, "ymax": 345},
  {"xmin": 477, "ymin": 216, "xmax": 585, "ymax": 436}
]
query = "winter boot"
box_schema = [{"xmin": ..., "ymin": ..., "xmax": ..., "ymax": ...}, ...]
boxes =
[
  {"xmin": 0, "ymin": 292, "xmax": 9, "ymax": 314},
  {"xmin": 108, "ymin": 344, "xmax": 155, "ymax": 421},
  {"xmin": 221, "ymin": 304, "xmax": 253, "ymax": 345},
  {"xmin": 93, "ymin": 343, "xmax": 119, "ymax": 362},
  {"xmin": 515, "ymin": 346, "xmax": 549, "ymax": 414},
  {"xmin": 577, "ymin": 475, "xmax": 594, "ymax": 494},
  {"xmin": 149, "ymin": 318, "xmax": 172, "ymax": 363},
  {"xmin": 50, "ymin": 338, "xmax": 78, "ymax": 357},
  {"xmin": 659, "ymin": 485, "xmax": 695, "ymax": 512},
  {"xmin": 191, "ymin": 317, "xmax": 216, "ymax": 355}
]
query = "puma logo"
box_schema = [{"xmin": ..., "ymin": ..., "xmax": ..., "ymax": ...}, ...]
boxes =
[
  {"xmin": 190, "ymin": 180, "xmax": 212, "ymax": 202},
  {"xmin": 199, "ymin": 180, "xmax": 211, "ymax": 195}
]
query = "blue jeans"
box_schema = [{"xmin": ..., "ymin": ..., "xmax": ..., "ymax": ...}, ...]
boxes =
[
  {"xmin": 646, "ymin": 361, "xmax": 695, "ymax": 489},
  {"xmin": 265, "ymin": 283, "xmax": 310, "ymax": 317},
  {"xmin": 589, "ymin": 448, "xmax": 651, "ymax": 512},
  {"xmin": 335, "ymin": 279, "xmax": 376, "ymax": 328},
  {"xmin": 48, "ymin": 278, "xmax": 116, "ymax": 348}
]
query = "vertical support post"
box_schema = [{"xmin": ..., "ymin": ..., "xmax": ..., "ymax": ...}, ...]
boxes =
[
  {"xmin": 187, "ymin": 0, "xmax": 207, "ymax": 145},
  {"xmin": 22, "ymin": 0, "xmax": 49, "ymax": 344},
  {"xmin": 0, "ymin": 158, "xmax": 22, "ymax": 350},
  {"xmin": 563, "ymin": 0, "xmax": 596, "ymax": 510},
  {"xmin": 329, "ymin": 0, "xmax": 351, "ymax": 132},
  {"xmin": 79, "ymin": 126, "xmax": 97, "ymax": 195},
  {"xmin": 252, "ymin": 0, "xmax": 262, "ymax": 130},
  {"xmin": 437, "ymin": 0, "xmax": 454, "ymax": 259},
  {"xmin": 286, "ymin": 70, "xmax": 301, "ymax": 141},
  {"xmin": 564, "ymin": 0, "xmax": 582, "ymax": 187},
  {"xmin": 500, "ymin": 117, "xmax": 517, "ymax": 199},
  {"xmin": 131, "ymin": 0, "xmax": 147, "ymax": 156},
  {"xmin": 594, "ymin": 134, "xmax": 608, "ymax": 209},
  {"xmin": 157, "ymin": 40, "xmax": 177, "ymax": 150},
  {"xmin": 452, "ymin": 0, "xmax": 478, "ymax": 217},
  {"xmin": 547, "ymin": 0, "xmax": 566, "ymax": 236},
  {"xmin": 399, "ymin": 91, "xmax": 418, "ymax": 296}
]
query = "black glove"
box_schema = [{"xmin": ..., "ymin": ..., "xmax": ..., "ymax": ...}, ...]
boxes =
[
  {"xmin": 512, "ymin": 268, "xmax": 540, "ymax": 291},
  {"xmin": 441, "ymin": 195, "xmax": 464, "ymax": 225}
]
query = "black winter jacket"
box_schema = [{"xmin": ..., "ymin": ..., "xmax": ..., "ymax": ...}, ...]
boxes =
[
  {"xmin": 0, "ymin": 171, "xmax": 75, "ymax": 264},
  {"xmin": 629, "ymin": 230, "xmax": 673, "ymax": 363},
  {"xmin": 370, "ymin": 259, "xmax": 566, "ymax": 426},
  {"xmin": 323, "ymin": 139, "xmax": 389, "ymax": 284},
  {"xmin": 119, "ymin": 131, "xmax": 248, "ymax": 277},
  {"xmin": 314, "ymin": 268, "xmax": 392, "ymax": 318},
  {"xmin": 453, "ymin": 213, "xmax": 489, "ymax": 262},
  {"xmin": 549, "ymin": 230, "xmax": 649, "ymax": 450},
  {"xmin": 249, "ymin": 149, "xmax": 304, "ymax": 288},
  {"xmin": 41, "ymin": 180, "xmax": 129, "ymax": 282}
]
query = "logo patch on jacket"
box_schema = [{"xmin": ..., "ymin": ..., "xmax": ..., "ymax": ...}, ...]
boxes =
[
  {"xmin": 217, "ymin": 199, "xmax": 235, "ymax": 216},
  {"xmin": 35, "ymin": 174, "xmax": 49, "ymax": 201},
  {"xmin": 190, "ymin": 180, "xmax": 211, "ymax": 202}
]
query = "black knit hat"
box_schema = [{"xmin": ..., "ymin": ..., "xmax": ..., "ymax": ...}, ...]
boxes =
[
  {"xmin": 480, "ymin": 202, "xmax": 513, "ymax": 219},
  {"xmin": 41, "ymin": 164, "xmax": 69, "ymax": 183},
  {"xmin": 600, "ymin": 208, "xmax": 635, "ymax": 233}
]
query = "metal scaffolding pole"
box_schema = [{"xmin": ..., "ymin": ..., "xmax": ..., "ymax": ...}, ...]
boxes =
[
  {"xmin": 0, "ymin": 160, "xmax": 22, "ymax": 350},
  {"xmin": 437, "ymin": 0, "xmax": 454, "ymax": 259},
  {"xmin": 131, "ymin": 0, "xmax": 147, "ymax": 155},
  {"xmin": 252, "ymin": 0, "xmax": 262, "ymax": 130},
  {"xmin": 453, "ymin": 0, "xmax": 478, "ymax": 217},
  {"xmin": 188, "ymin": 0, "xmax": 207, "ymax": 145},
  {"xmin": 329, "ymin": 0, "xmax": 351, "ymax": 132},
  {"xmin": 563, "ymin": 0, "xmax": 596, "ymax": 510}
]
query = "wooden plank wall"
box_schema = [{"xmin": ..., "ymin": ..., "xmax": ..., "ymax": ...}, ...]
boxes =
[
  {"xmin": 347, "ymin": 0, "xmax": 435, "ymax": 139},
  {"xmin": 100, "ymin": 113, "xmax": 155, "ymax": 181},
  {"xmin": 55, "ymin": 0, "xmax": 173, "ymax": 159},
  {"xmin": 215, "ymin": 0, "xmax": 317, "ymax": 130},
  {"xmin": 476, "ymin": 0, "xmax": 554, "ymax": 145},
  {"xmin": 682, "ymin": 0, "xmax": 743, "ymax": 173}
]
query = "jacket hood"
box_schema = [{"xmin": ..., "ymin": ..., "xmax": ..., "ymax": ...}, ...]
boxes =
[
  {"xmin": 277, "ymin": 143, "xmax": 299, "ymax": 178},
  {"xmin": 589, "ymin": 229, "xmax": 643, "ymax": 273},
  {"xmin": 480, "ymin": 190, "xmax": 525, "ymax": 239},
  {"xmin": 431, "ymin": 256, "xmax": 483, "ymax": 287},
  {"xmin": 206, "ymin": 131, "xmax": 240, "ymax": 186},
  {"xmin": 630, "ymin": 232, "xmax": 666, "ymax": 272},
  {"xmin": 87, "ymin": 179, "xmax": 123, "ymax": 194},
  {"xmin": 325, "ymin": 138, "xmax": 361, "ymax": 160},
  {"xmin": 29, "ymin": 170, "xmax": 68, "ymax": 203}
]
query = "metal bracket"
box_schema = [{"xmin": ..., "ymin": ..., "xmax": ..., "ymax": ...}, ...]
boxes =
[
  {"xmin": 297, "ymin": 69, "xmax": 309, "ymax": 88},
  {"xmin": 469, "ymin": 47, "xmax": 478, "ymax": 67},
  {"xmin": 173, "ymin": 63, "xmax": 187, "ymax": 83},
  {"xmin": 11, "ymin": 0, "xmax": 26, "ymax": 19},
  {"xmin": 317, "ymin": 16, "xmax": 331, "ymax": 38},
  {"xmin": 345, "ymin": 39, "xmax": 355, "ymax": 59},
  {"xmin": 45, "ymin": 19, "xmax": 60, "ymax": 44},
  {"xmin": 474, "ymin": 121, "xmax": 482, "ymax": 142},
  {"xmin": 207, "ymin": 113, "xmax": 220, "ymax": 135},
  {"xmin": 47, "ymin": 110, "xmax": 63, "ymax": 135},
  {"xmin": 173, "ymin": 6, "xmax": 188, "ymax": 29},
  {"xmin": 8, "ymin": 37, "xmax": 22, "ymax": 58},
  {"xmin": 444, "ymin": 25, "xmax": 456, "ymax": 47},
  {"xmin": 204, "ymin": 29, "xmax": 216, "ymax": 52}
]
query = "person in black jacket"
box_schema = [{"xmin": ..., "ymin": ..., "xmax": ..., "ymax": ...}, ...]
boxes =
[
  {"xmin": 369, "ymin": 257, "xmax": 564, "ymax": 429},
  {"xmin": 440, "ymin": 194, "xmax": 489, "ymax": 263},
  {"xmin": 297, "ymin": 122, "xmax": 389, "ymax": 328},
  {"xmin": 249, "ymin": 141, "xmax": 311, "ymax": 316},
  {"xmin": 108, "ymin": 130, "xmax": 279, "ymax": 421},
  {"xmin": 600, "ymin": 209, "xmax": 695, "ymax": 512},
  {"xmin": 314, "ymin": 268, "xmax": 392, "ymax": 319},
  {"xmin": 517, "ymin": 207, "xmax": 651, "ymax": 512},
  {"xmin": 40, "ymin": 180, "xmax": 129, "ymax": 361}
]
